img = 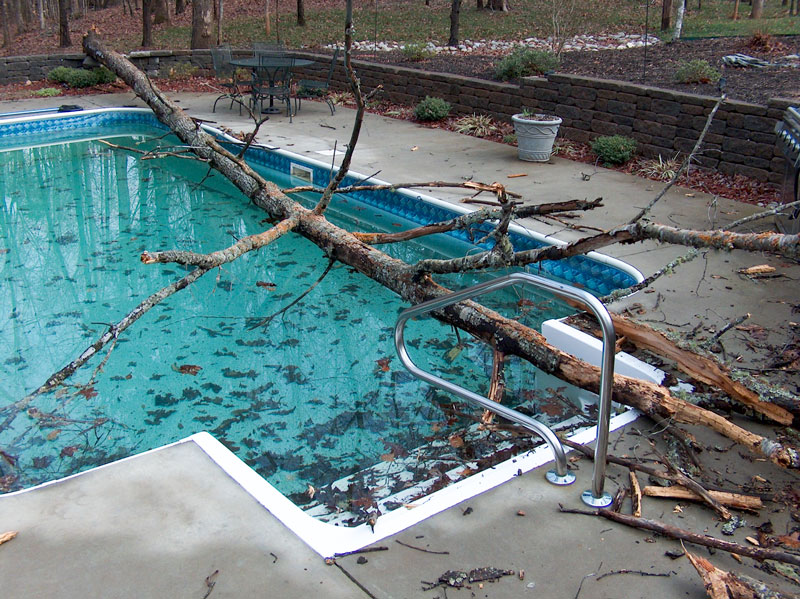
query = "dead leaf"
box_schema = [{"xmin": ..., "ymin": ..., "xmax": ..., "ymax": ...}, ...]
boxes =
[
  {"xmin": 77, "ymin": 386, "xmax": 98, "ymax": 399},
  {"xmin": 745, "ymin": 536, "xmax": 760, "ymax": 546},
  {"xmin": 256, "ymin": 281, "xmax": 276, "ymax": 289},
  {"xmin": 375, "ymin": 357, "xmax": 391, "ymax": 372},
  {"xmin": 172, "ymin": 363, "xmax": 202, "ymax": 375},
  {"xmin": 46, "ymin": 429, "xmax": 61, "ymax": 441},
  {"xmin": 673, "ymin": 504, "xmax": 683, "ymax": 513},
  {"xmin": 738, "ymin": 264, "xmax": 775, "ymax": 275},
  {"xmin": 448, "ymin": 434, "xmax": 464, "ymax": 448},
  {"xmin": 0, "ymin": 531, "xmax": 17, "ymax": 546},
  {"xmin": 380, "ymin": 452, "xmax": 395, "ymax": 462},
  {"xmin": 444, "ymin": 345, "xmax": 463, "ymax": 363},
  {"xmin": 60, "ymin": 446, "xmax": 78, "ymax": 458}
]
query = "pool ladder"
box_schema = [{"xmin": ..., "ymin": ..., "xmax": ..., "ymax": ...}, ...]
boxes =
[{"xmin": 394, "ymin": 272, "xmax": 616, "ymax": 508}]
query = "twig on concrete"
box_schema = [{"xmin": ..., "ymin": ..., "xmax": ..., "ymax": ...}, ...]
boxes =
[{"xmin": 395, "ymin": 539, "xmax": 450, "ymax": 555}]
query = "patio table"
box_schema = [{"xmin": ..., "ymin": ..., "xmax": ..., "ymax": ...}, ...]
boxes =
[{"xmin": 230, "ymin": 56, "xmax": 315, "ymax": 114}]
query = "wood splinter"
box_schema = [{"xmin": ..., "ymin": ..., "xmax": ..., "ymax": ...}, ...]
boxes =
[{"xmin": 642, "ymin": 486, "xmax": 763, "ymax": 512}]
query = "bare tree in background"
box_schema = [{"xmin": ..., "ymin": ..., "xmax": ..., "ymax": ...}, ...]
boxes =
[
  {"xmin": 191, "ymin": 0, "xmax": 215, "ymax": 49},
  {"xmin": 297, "ymin": 0, "xmax": 305, "ymax": 26},
  {"xmin": 142, "ymin": 0, "xmax": 153, "ymax": 47},
  {"xmin": 58, "ymin": 0, "xmax": 71, "ymax": 47}
]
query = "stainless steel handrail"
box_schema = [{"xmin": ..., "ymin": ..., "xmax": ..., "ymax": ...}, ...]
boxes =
[{"xmin": 394, "ymin": 272, "xmax": 616, "ymax": 505}]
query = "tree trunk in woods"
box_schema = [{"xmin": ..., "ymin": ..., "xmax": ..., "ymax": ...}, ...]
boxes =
[
  {"xmin": 448, "ymin": 0, "xmax": 461, "ymax": 47},
  {"xmin": 175, "ymin": 0, "xmax": 185, "ymax": 15},
  {"xmin": 216, "ymin": 0, "xmax": 222, "ymax": 45},
  {"xmin": 153, "ymin": 0, "xmax": 170, "ymax": 25},
  {"xmin": 81, "ymin": 29, "xmax": 800, "ymax": 473},
  {"xmin": 191, "ymin": 0, "xmax": 215, "ymax": 49},
  {"xmin": 58, "ymin": 0, "xmax": 71, "ymax": 47},
  {"xmin": 141, "ymin": 0, "xmax": 153, "ymax": 47},
  {"xmin": 749, "ymin": 0, "xmax": 764, "ymax": 18},
  {"xmin": 476, "ymin": 0, "xmax": 484, "ymax": 7},
  {"xmin": 661, "ymin": 0, "xmax": 672, "ymax": 30},
  {"xmin": 0, "ymin": 0, "xmax": 11, "ymax": 48},
  {"xmin": 297, "ymin": 0, "xmax": 305, "ymax": 26},
  {"xmin": 672, "ymin": 0, "xmax": 686, "ymax": 39},
  {"xmin": 37, "ymin": 0, "xmax": 45, "ymax": 30}
]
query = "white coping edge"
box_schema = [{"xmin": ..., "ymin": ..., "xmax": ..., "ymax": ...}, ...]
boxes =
[
  {"xmin": 542, "ymin": 318, "xmax": 665, "ymax": 384},
  {"xmin": 190, "ymin": 408, "xmax": 641, "ymax": 558}
]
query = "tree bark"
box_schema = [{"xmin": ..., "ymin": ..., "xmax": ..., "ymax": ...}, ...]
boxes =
[
  {"xmin": 686, "ymin": 549, "xmax": 800, "ymax": 599},
  {"xmin": 141, "ymin": 0, "xmax": 153, "ymax": 47},
  {"xmin": 175, "ymin": 0, "xmax": 185, "ymax": 14},
  {"xmin": 296, "ymin": 0, "xmax": 305, "ymax": 26},
  {"xmin": 58, "ymin": 0, "xmax": 71, "ymax": 47},
  {"xmin": 448, "ymin": 0, "xmax": 461, "ymax": 47},
  {"xmin": 81, "ymin": 30, "xmax": 800, "ymax": 472},
  {"xmin": 153, "ymin": 0, "xmax": 169, "ymax": 24},
  {"xmin": 673, "ymin": 0, "xmax": 685, "ymax": 40},
  {"xmin": 750, "ymin": 0, "xmax": 764, "ymax": 18},
  {"xmin": 661, "ymin": 0, "xmax": 672, "ymax": 30},
  {"xmin": 0, "ymin": 0, "xmax": 11, "ymax": 47},
  {"xmin": 191, "ymin": 0, "xmax": 215, "ymax": 49}
]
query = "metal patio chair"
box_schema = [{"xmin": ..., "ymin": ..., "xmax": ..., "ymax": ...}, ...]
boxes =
[
  {"xmin": 294, "ymin": 47, "xmax": 339, "ymax": 116},
  {"xmin": 250, "ymin": 56, "xmax": 295, "ymax": 122},
  {"xmin": 211, "ymin": 44, "xmax": 246, "ymax": 115}
]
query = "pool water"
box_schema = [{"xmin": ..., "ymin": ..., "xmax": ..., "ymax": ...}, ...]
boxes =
[{"xmin": 0, "ymin": 132, "xmax": 593, "ymax": 500}]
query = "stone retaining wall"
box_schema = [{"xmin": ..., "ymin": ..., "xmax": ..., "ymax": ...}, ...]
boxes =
[{"xmin": 1, "ymin": 49, "xmax": 793, "ymax": 184}]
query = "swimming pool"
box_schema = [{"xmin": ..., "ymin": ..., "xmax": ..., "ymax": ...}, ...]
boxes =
[{"xmin": 0, "ymin": 107, "xmax": 643, "ymax": 549}]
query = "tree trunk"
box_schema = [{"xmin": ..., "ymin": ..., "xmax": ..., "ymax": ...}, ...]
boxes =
[
  {"xmin": 191, "ymin": 0, "xmax": 215, "ymax": 49},
  {"xmin": 141, "ymin": 0, "xmax": 153, "ymax": 47},
  {"xmin": 489, "ymin": 0, "xmax": 508, "ymax": 9},
  {"xmin": 296, "ymin": 0, "xmax": 305, "ymax": 26},
  {"xmin": 672, "ymin": 0, "xmax": 685, "ymax": 40},
  {"xmin": 37, "ymin": 0, "xmax": 45, "ymax": 29},
  {"xmin": 749, "ymin": 0, "xmax": 763, "ymax": 18},
  {"xmin": 216, "ymin": 0, "xmax": 222, "ymax": 44},
  {"xmin": 0, "ymin": 0, "xmax": 10, "ymax": 47},
  {"xmin": 661, "ymin": 0, "xmax": 672, "ymax": 30},
  {"xmin": 448, "ymin": 0, "xmax": 461, "ymax": 47},
  {"xmin": 175, "ymin": 0, "xmax": 185, "ymax": 14},
  {"xmin": 153, "ymin": 0, "xmax": 169, "ymax": 24},
  {"xmin": 476, "ymin": 0, "xmax": 484, "ymax": 8},
  {"xmin": 58, "ymin": 0, "xmax": 71, "ymax": 47}
]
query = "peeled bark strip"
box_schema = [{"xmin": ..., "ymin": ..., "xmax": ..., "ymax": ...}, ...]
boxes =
[
  {"xmin": 81, "ymin": 31, "xmax": 800, "ymax": 470},
  {"xmin": 685, "ymin": 549, "xmax": 800, "ymax": 599},
  {"xmin": 642, "ymin": 486, "xmax": 764, "ymax": 512},
  {"xmin": 574, "ymin": 311, "xmax": 793, "ymax": 425}
]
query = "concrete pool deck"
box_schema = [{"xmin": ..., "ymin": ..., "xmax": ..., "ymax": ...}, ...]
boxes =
[{"xmin": 1, "ymin": 92, "xmax": 798, "ymax": 598}]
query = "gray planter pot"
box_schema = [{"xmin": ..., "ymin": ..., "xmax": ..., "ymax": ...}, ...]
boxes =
[{"xmin": 512, "ymin": 113, "xmax": 562, "ymax": 162}]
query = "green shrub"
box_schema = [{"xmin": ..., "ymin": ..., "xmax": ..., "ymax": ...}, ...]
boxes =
[
  {"xmin": 46, "ymin": 66, "xmax": 73, "ymax": 84},
  {"xmin": 47, "ymin": 65, "xmax": 116, "ymax": 88},
  {"xmin": 92, "ymin": 66, "xmax": 117, "ymax": 84},
  {"xmin": 413, "ymin": 96, "xmax": 451, "ymax": 122},
  {"xmin": 401, "ymin": 42, "xmax": 435, "ymax": 62},
  {"xmin": 591, "ymin": 135, "xmax": 638, "ymax": 166},
  {"xmin": 33, "ymin": 87, "xmax": 62, "ymax": 97},
  {"xmin": 673, "ymin": 59, "xmax": 721, "ymax": 84},
  {"xmin": 495, "ymin": 47, "xmax": 560, "ymax": 81}
]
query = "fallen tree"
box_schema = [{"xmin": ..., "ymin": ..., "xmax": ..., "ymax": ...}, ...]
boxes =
[{"xmin": 76, "ymin": 29, "xmax": 800, "ymax": 470}]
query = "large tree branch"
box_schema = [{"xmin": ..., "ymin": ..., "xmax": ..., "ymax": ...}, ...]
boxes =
[{"xmin": 81, "ymin": 31, "xmax": 800, "ymax": 470}]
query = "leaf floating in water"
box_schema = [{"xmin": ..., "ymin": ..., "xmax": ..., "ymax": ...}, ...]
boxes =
[
  {"xmin": 172, "ymin": 363, "xmax": 202, "ymax": 376},
  {"xmin": 256, "ymin": 281, "xmax": 277, "ymax": 290},
  {"xmin": 380, "ymin": 452, "xmax": 396, "ymax": 462},
  {"xmin": 375, "ymin": 357, "xmax": 392, "ymax": 373},
  {"xmin": 222, "ymin": 367, "xmax": 257, "ymax": 379},
  {"xmin": 448, "ymin": 434, "xmax": 465, "ymax": 449},
  {"xmin": 0, "ymin": 249, "xmax": 9, "ymax": 254},
  {"xmin": 444, "ymin": 345, "xmax": 463, "ymax": 363},
  {"xmin": 0, "ymin": 450, "xmax": 17, "ymax": 467},
  {"xmin": 77, "ymin": 386, "xmax": 98, "ymax": 399},
  {"xmin": 46, "ymin": 429, "xmax": 61, "ymax": 441},
  {"xmin": 60, "ymin": 446, "xmax": 78, "ymax": 458}
]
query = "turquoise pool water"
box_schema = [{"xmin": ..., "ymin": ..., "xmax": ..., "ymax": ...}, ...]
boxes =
[{"xmin": 0, "ymin": 112, "xmax": 636, "ymax": 505}]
